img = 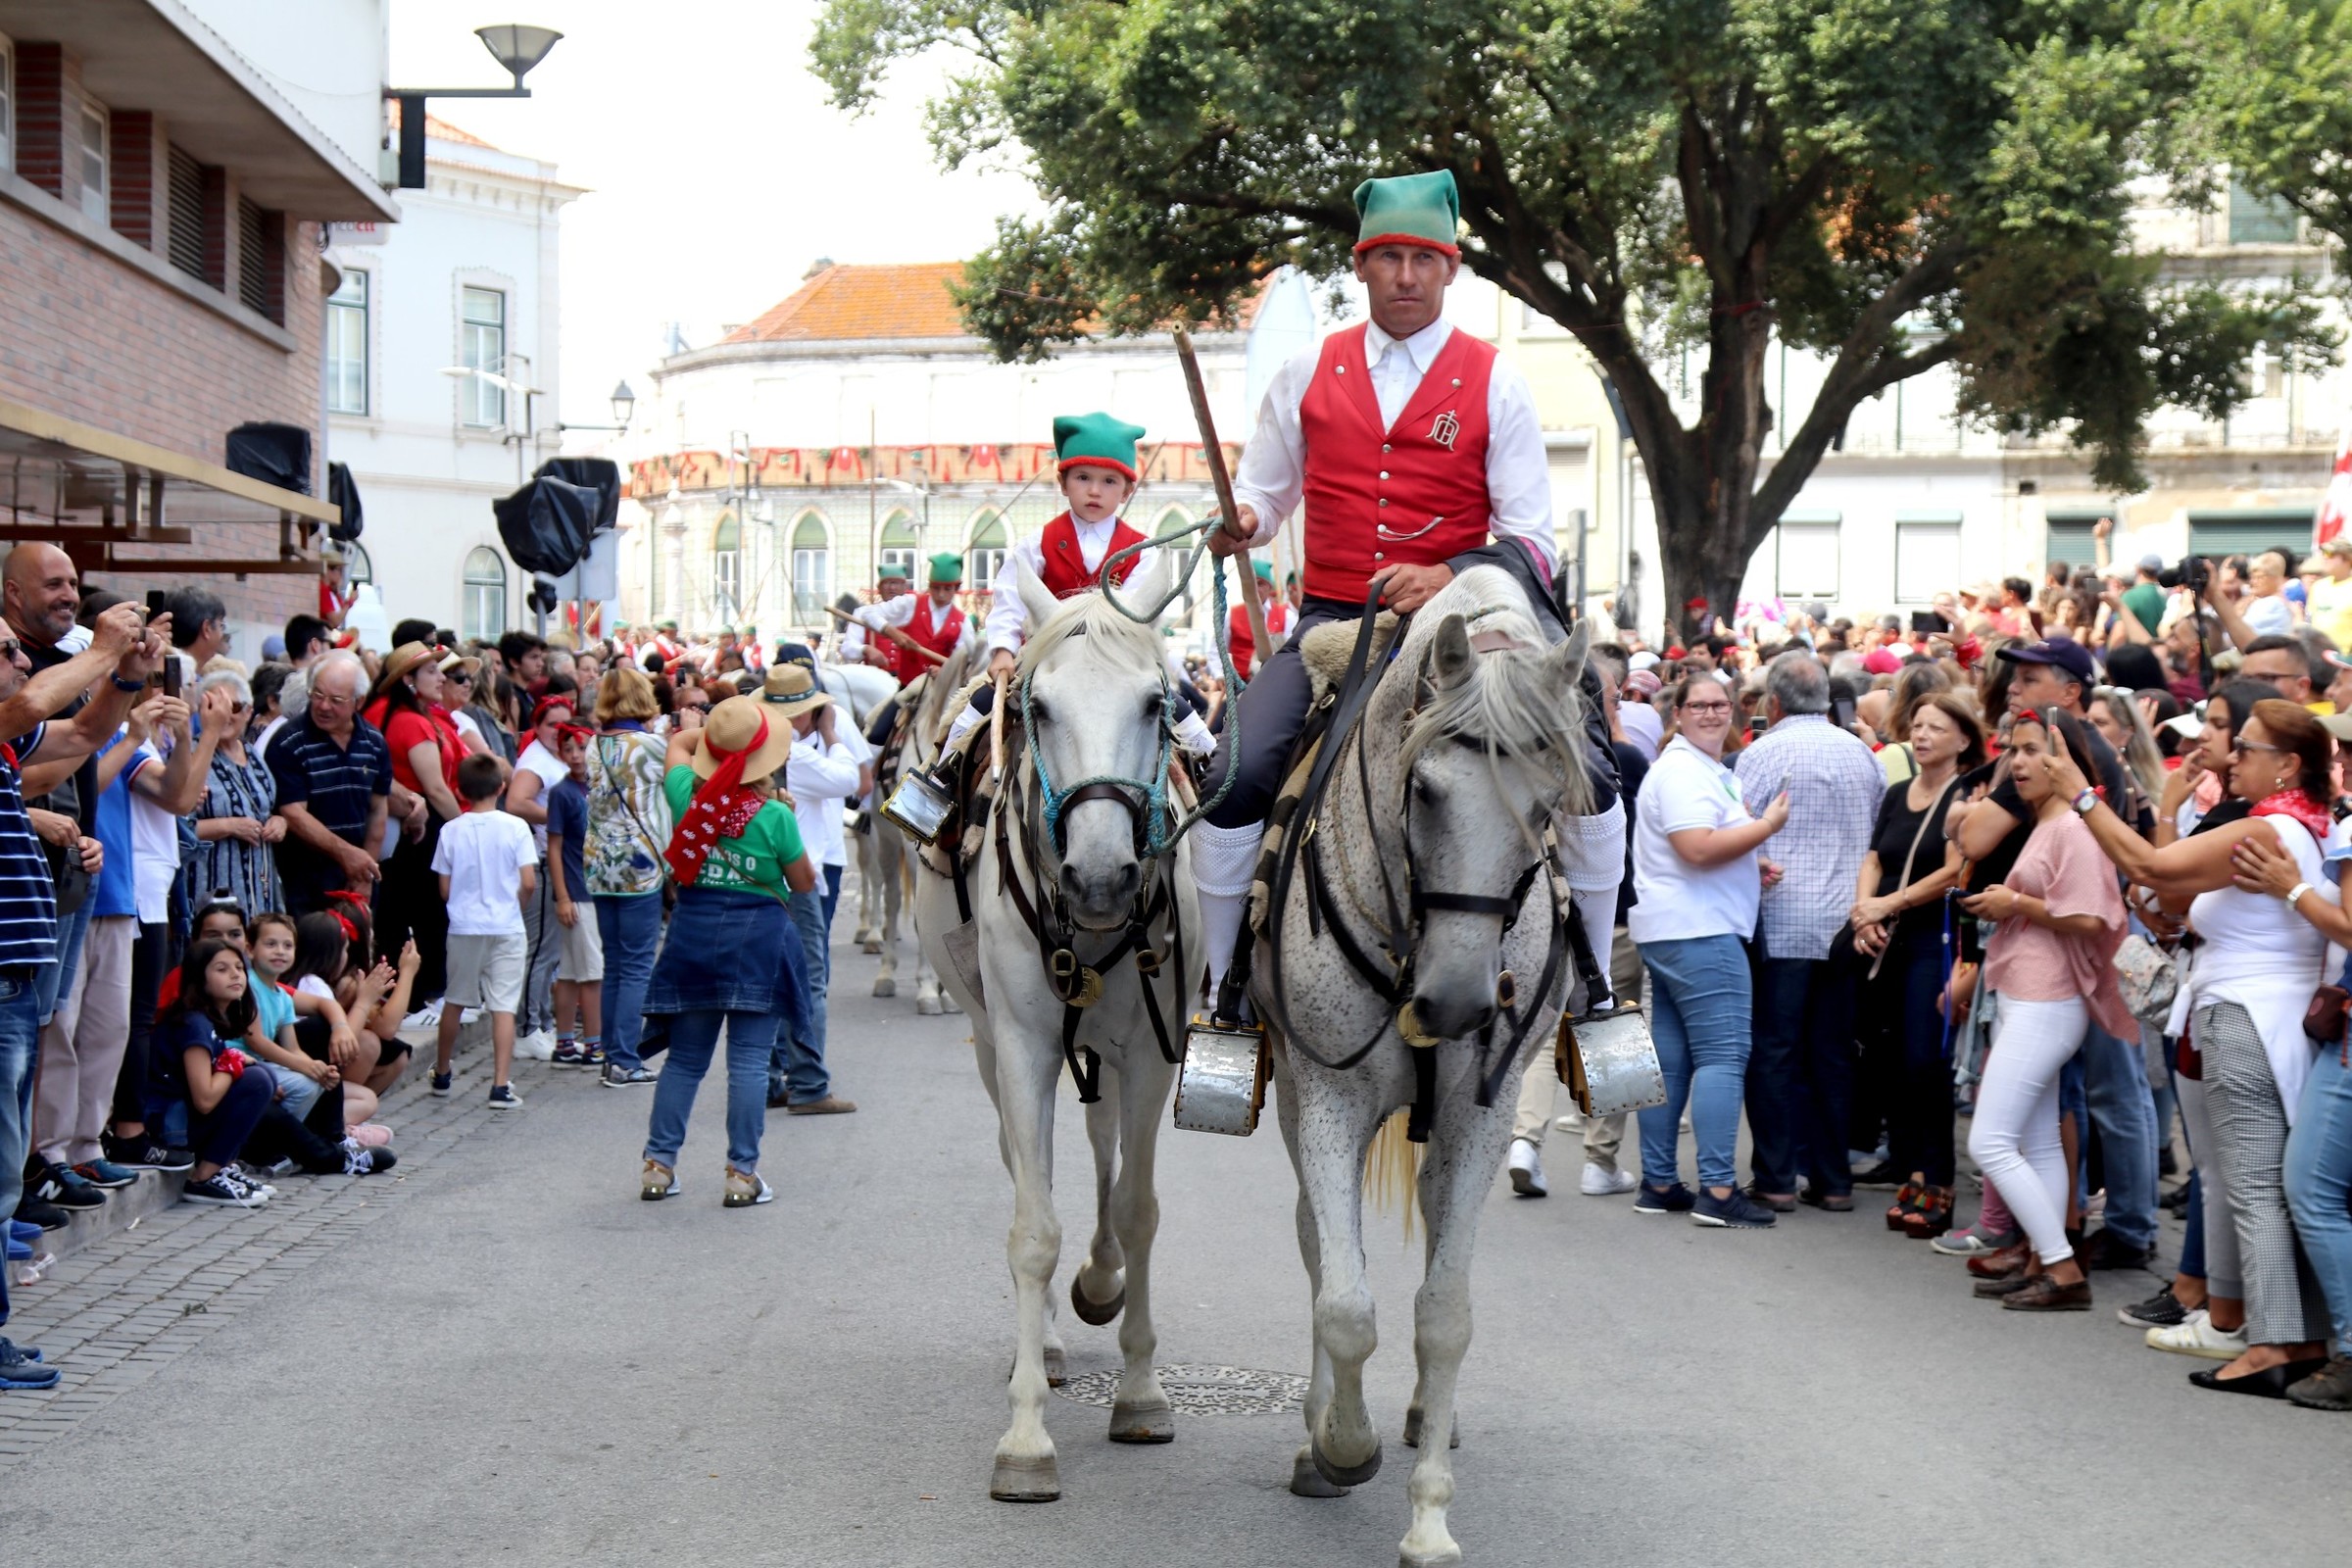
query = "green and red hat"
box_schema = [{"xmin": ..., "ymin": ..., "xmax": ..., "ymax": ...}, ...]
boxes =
[
  {"xmin": 926, "ymin": 551, "xmax": 963, "ymax": 585},
  {"xmin": 877, "ymin": 560, "xmax": 909, "ymax": 583},
  {"xmin": 1351, "ymin": 170, "xmax": 1462, "ymax": 257},
  {"xmin": 1052, "ymin": 412, "xmax": 1146, "ymax": 481}
]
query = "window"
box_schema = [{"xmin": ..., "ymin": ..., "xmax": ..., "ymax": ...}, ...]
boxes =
[
  {"xmin": 1773, "ymin": 518, "xmax": 1840, "ymax": 599},
  {"xmin": 460, "ymin": 286, "xmax": 506, "ymax": 427},
  {"xmin": 1155, "ymin": 508, "xmax": 1200, "ymax": 609},
  {"xmin": 166, "ymin": 144, "xmax": 207, "ymax": 281},
  {"xmin": 2229, "ymin": 181, "xmax": 2299, "ymax": 245},
  {"xmin": 78, "ymin": 100, "xmax": 106, "ymax": 224},
  {"xmin": 2185, "ymin": 512, "xmax": 2313, "ymax": 564},
  {"xmin": 877, "ymin": 510, "xmax": 918, "ymax": 584},
  {"xmin": 1893, "ymin": 517, "xmax": 1963, "ymax": 605},
  {"xmin": 966, "ymin": 513, "xmax": 1008, "ymax": 593},
  {"xmin": 711, "ymin": 515, "xmax": 741, "ymax": 622},
  {"xmin": 342, "ymin": 542, "xmax": 373, "ymax": 587},
  {"xmin": 461, "ymin": 547, "xmax": 507, "ymax": 640},
  {"xmin": 2043, "ymin": 513, "xmax": 2109, "ymax": 581},
  {"xmin": 325, "ymin": 270, "xmax": 368, "ymax": 415},
  {"xmin": 790, "ymin": 513, "xmax": 830, "ymax": 622},
  {"xmin": 236, "ymin": 196, "xmax": 281, "ymax": 320},
  {"xmin": 1, "ymin": 37, "xmax": 15, "ymax": 172}
]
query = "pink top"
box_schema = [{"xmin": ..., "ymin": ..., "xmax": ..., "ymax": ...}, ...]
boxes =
[{"xmin": 1982, "ymin": 812, "xmax": 2135, "ymax": 1038}]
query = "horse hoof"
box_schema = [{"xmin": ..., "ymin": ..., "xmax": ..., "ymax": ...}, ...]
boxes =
[
  {"xmin": 1069, "ymin": 1273, "xmax": 1124, "ymax": 1326},
  {"xmin": 861, "ymin": 939, "xmax": 883, "ymax": 956},
  {"xmin": 1108, "ymin": 1399, "xmax": 1174, "ymax": 1444},
  {"xmin": 917, "ymin": 994, "xmax": 943, "ymax": 1016},
  {"xmin": 989, "ymin": 1452, "xmax": 1060, "ymax": 1502},
  {"xmin": 852, "ymin": 926, "xmax": 873, "ymax": 946},
  {"xmin": 1310, "ymin": 1437, "xmax": 1382, "ymax": 1489},
  {"xmin": 1400, "ymin": 1543, "xmax": 1464, "ymax": 1568},
  {"xmin": 1044, "ymin": 1346, "xmax": 1067, "ymax": 1388},
  {"xmin": 1400, "ymin": 1409, "xmax": 1461, "ymax": 1450},
  {"xmin": 1290, "ymin": 1446, "xmax": 1349, "ymax": 1498},
  {"xmin": 872, "ymin": 977, "xmax": 897, "ymax": 998},
  {"xmin": 943, "ymin": 994, "xmax": 963, "ymax": 1014}
]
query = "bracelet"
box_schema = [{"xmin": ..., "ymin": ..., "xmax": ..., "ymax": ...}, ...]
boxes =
[
  {"xmin": 2287, "ymin": 881, "xmax": 2313, "ymax": 906},
  {"xmin": 110, "ymin": 674, "xmax": 144, "ymax": 693}
]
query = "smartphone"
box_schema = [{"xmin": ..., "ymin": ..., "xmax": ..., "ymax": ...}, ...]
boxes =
[
  {"xmin": 1910, "ymin": 611, "xmax": 1942, "ymax": 635},
  {"xmin": 1832, "ymin": 694, "xmax": 1858, "ymax": 732},
  {"xmin": 144, "ymin": 589, "xmax": 166, "ymax": 621},
  {"xmin": 162, "ymin": 660, "xmax": 181, "ymax": 699},
  {"xmin": 1747, "ymin": 715, "xmax": 1770, "ymax": 740}
]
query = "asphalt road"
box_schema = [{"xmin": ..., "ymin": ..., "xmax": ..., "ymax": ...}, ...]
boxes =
[{"xmin": 8, "ymin": 925, "xmax": 2347, "ymax": 1567}]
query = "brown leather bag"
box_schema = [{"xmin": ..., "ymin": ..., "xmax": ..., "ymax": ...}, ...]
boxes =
[{"xmin": 2304, "ymin": 984, "xmax": 2350, "ymax": 1045}]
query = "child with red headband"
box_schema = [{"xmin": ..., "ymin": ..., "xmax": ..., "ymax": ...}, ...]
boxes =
[{"xmin": 431, "ymin": 753, "xmax": 539, "ymax": 1109}]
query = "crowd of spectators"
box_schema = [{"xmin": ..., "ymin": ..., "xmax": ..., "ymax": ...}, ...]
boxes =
[
  {"xmin": 0, "ymin": 549, "xmax": 860, "ymax": 1392},
  {"xmin": 1513, "ymin": 532, "xmax": 2352, "ymax": 1413}
]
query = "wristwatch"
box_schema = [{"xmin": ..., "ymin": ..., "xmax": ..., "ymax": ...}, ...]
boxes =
[
  {"xmin": 2070, "ymin": 787, "xmax": 2097, "ymax": 816},
  {"xmin": 2287, "ymin": 881, "xmax": 2313, "ymax": 906}
]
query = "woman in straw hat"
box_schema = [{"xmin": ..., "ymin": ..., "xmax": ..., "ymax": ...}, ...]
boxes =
[{"xmin": 640, "ymin": 693, "xmax": 817, "ymax": 1208}]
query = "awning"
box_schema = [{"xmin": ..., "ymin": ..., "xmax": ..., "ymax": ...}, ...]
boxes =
[{"xmin": 0, "ymin": 395, "xmax": 336, "ymax": 576}]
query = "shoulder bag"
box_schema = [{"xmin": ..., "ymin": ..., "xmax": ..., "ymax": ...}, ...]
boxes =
[{"xmin": 1865, "ymin": 774, "xmax": 1958, "ymax": 982}]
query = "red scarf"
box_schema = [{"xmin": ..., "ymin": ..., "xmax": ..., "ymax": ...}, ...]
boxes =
[
  {"xmin": 664, "ymin": 715, "xmax": 771, "ymax": 886},
  {"xmin": 2252, "ymin": 788, "xmax": 2332, "ymax": 840}
]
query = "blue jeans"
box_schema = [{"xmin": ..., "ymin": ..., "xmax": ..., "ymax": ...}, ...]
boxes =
[
  {"xmin": 594, "ymin": 893, "xmax": 663, "ymax": 1071},
  {"xmin": 2080, "ymin": 1019, "xmax": 2159, "ymax": 1250},
  {"xmin": 771, "ymin": 891, "xmax": 830, "ymax": 1102},
  {"xmin": 1638, "ymin": 934, "xmax": 1752, "ymax": 1192},
  {"xmin": 643, "ymin": 1007, "xmax": 778, "ymax": 1172},
  {"xmin": 0, "ymin": 972, "xmax": 40, "ymax": 1328},
  {"xmin": 34, "ymin": 897, "xmax": 91, "ymax": 1027},
  {"xmin": 818, "ymin": 863, "xmax": 844, "ymax": 977},
  {"xmin": 2286, "ymin": 1047, "xmax": 2352, "ymax": 1344}
]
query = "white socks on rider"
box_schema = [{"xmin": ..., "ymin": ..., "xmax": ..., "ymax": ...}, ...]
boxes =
[
  {"xmin": 945, "ymin": 702, "xmax": 983, "ymax": 752},
  {"xmin": 1192, "ymin": 818, "xmax": 1265, "ymax": 1004},
  {"xmin": 1555, "ymin": 799, "xmax": 1628, "ymax": 1013}
]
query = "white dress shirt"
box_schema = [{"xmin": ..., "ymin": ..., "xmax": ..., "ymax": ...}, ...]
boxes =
[
  {"xmin": 786, "ymin": 724, "xmax": 865, "ymax": 869},
  {"xmin": 1229, "ymin": 318, "xmax": 1556, "ymax": 579},
  {"xmin": 854, "ymin": 593, "xmax": 978, "ymax": 662},
  {"xmin": 983, "ymin": 514, "xmax": 1132, "ymax": 654}
]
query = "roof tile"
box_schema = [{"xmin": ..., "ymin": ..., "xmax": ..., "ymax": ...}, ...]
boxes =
[{"xmin": 721, "ymin": 263, "xmax": 969, "ymax": 344}]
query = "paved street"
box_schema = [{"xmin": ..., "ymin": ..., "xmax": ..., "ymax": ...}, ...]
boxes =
[{"xmin": 3, "ymin": 909, "xmax": 2345, "ymax": 1567}]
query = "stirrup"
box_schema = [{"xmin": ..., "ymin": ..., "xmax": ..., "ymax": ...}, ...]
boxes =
[
  {"xmin": 881, "ymin": 758, "xmax": 958, "ymax": 844},
  {"xmin": 1174, "ymin": 1013, "xmax": 1269, "ymax": 1136}
]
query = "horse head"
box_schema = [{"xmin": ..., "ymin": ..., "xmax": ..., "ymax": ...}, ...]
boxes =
[
  {"xmin": 1392, "ymin": 579, "xmax": 1593, "ymax": 1041},
  {"xmin": 1013, "ymin": 545, "xmax": 1185, "ymax": 930}
]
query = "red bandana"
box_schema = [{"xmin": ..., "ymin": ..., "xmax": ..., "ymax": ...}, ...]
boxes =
[
  {"xmin": 2252, "ymin": 789, "xmax": 2332, "ymax": 840},
  {"xmin": 664, "ymin": 714, "xmax": 771, "ymax": 887}
]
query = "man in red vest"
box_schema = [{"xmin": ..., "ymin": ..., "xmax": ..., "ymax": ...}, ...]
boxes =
[
  {"xmin": 840, "ymin": 561, "xmax": 914, "ymax": 680},
  {"xmin": 1191, "ymin": 169, "xmax": 1577, "ymax": 1010},
  {"xmin": 852, "ymin": 552, "xmax": 974, "ymax": 678},
  {"xmin": 1226, "ymin": 560, "xmax": 1294, "ymax": 682}
]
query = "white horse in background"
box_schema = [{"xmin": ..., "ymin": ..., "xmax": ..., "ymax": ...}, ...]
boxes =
[
  {"xmin": 914, "ymin": 547, "xmax": 1197, "ymax": 1503},
  {"xmin": 1256, "ymin": 566, "xmax": 1595, "ymax": 1568},
  {"xmin": 812, "ymin": 658, "xmax": 897, "ymax": 946},
  {"xmin": 866, "ymin": 638, "xmax": 976, "ymax": 1013}
]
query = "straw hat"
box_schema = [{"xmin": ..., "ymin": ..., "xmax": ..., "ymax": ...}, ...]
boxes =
[
  {"xmin": 758, "ymin": 662, "xmax": 832, "ymax": 718},
  {"xmin": 437, "ymin": 647, "xmax": 482, "ymax": 678},
  {"xmin": 692, "ymin": 695, "xmax": 796, "ymax": 784},
  {"xmin": 380, "ymin": 641, "xmax": 443, "ymax": 687}
]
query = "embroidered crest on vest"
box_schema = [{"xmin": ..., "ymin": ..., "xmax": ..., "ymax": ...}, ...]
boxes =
[{"xmin": 1428, "ymin": 410, "xmax": 1460, "ymax": 450}]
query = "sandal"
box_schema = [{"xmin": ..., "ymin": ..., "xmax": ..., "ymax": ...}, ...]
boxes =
[
  {"xmin": 1885, "ymin": 1181, "xmax": 1924, "ymax": 1231},
  {"xmin": 1901, "ymin": 1186, "xmax": 1954, "ymax": 1240}
]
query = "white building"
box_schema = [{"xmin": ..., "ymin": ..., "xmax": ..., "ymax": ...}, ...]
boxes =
[
  {"xmin": 614, "ymin": 262, "xmax": 1251, "ymax": 648},
  {"xmin": 324, "ymin": 110, "xmax": 580, "ymax": 639}
]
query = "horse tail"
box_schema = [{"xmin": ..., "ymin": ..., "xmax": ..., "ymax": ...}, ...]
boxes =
[{"xmin": 1361, "ymin": 1108, "xmax": 1424, "ymax": 1242}]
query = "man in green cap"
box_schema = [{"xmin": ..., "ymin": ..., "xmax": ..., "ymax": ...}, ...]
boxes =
[
  {"xmin": 851, "ymin": 550, "xmax": 975, "ymax": 688},
  {"xmin": 1193, "ymin": 169, "xmax": 1621, "ymax": 1047},
  {"xmin": 840, "ymin": 559, "xmax": 914, "ymax": 674}
]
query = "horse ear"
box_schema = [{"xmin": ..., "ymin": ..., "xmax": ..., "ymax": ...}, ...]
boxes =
[
  {"xmin": 1015, "ymin": 555, "xmax": 1059, "ymax": 631},
  {"xmin": 1431, "ymin": 613, "xmax": 1474, "ymax": 690},
  {"xmin": 1116, "ymin": 546, "xmax": 1181, "ymax": 625},
  {"xmin": 1549, "ymin": 616, "xmax": 1592, "ymax": 688}
]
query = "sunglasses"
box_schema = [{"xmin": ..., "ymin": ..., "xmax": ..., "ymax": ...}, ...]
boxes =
[
  {"xmin": 682, "ymin": 702, "xmax": 712, "ymax": 714},
  {"xmin": 2231, "ymin": 739, "xmax": 2292, "ymax": 758},
  {"xmin": 448, "ymin": 671, "xmax": 474, "ymax": 685}
]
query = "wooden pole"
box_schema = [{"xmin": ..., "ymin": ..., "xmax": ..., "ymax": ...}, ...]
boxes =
[
  {"xmin": 988, "ymin": 668, "xmax": 1010, "ymax": 782},
  {"xmin": 825, "ymin": 604, "xmax": 946, "ymax": 665},
  {"xmin": 1172, "ymin": 325, "xmax": 1271, "ymax": 663}
]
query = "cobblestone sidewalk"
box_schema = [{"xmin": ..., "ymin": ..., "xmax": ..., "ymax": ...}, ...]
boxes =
[{"xmin": 0, "ymin": 1044, "xmax": 591, "ymax": 1460}]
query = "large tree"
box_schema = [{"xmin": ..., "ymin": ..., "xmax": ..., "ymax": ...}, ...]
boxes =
[{"xmin": 813, "ymin": 0, "xmax": 2331, "ymax": 635}]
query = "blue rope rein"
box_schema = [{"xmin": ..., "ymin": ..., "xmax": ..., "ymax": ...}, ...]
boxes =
[{"xmin": 1020, "ymin": 515, "xmax": 1250, "ymax": 856}]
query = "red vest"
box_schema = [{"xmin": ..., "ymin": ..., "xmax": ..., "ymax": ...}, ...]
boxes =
[
  {"xmin": 1297, "ymin": 324, "xmax": 1495, "ymax": 604},
  {"xmin": 1226, "ymin": 600, "xmax": 1292, "ymax": 681},
  {"xmin": 1037, "ymin": 513, "xmax": 1147, "ymax": 599},
  {"xmin": 902, "ymin": 596, "xmax": 965, "ymax": 679}
]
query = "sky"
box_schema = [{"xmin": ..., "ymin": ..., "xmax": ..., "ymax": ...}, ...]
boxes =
[{"xmin": 387, "ymin": 0, "xmax": 1043, "ymax": 420}]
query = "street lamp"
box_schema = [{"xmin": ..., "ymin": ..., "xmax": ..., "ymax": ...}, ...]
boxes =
[
  {"xmin": 557, "ymin": 380, "xmax": 634, "ymax": 434},
  {"xmin": 384, "ymin": 23, "xmax": 564, "ymax": 189}
]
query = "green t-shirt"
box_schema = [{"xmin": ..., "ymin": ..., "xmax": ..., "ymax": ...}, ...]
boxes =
[
  {"xmin": 662, "ymin": 765, "xmax": 803, "ymax": 898},
  {"xmin": 2121, "ymin": 581, "xmax": 2166, "ymax": 638}
]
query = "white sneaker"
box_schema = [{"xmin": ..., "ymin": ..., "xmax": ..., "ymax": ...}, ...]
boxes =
[
  {"xmin": 2145, "ymin": 1309, "xmax": 2249, "ymax": 1360},
  {"xmin": 402, "ymin": 1000, "xmax": 445, "ymax": 1032},
  {"xmin": 1581, "ymin": 1162, "xmax": 1640, "ymax": 1197},
  {"xmin": 1507, "ymin": 1138, "xmax": 1547, "ymax": 1197},
  {"xmin": 513, "ymin": 1030, "xmax": 556, "ymax": 1061}
]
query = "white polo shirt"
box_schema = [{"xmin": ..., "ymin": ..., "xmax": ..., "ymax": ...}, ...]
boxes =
[{"xmin": 1627, "ymin": 735, "xmax": 1759, "ymax": 946}]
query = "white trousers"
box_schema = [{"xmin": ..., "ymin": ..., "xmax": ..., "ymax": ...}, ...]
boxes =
[{"xmin": 1967, "ymin": 995, "xmax": 2085, "ymax": 1265}]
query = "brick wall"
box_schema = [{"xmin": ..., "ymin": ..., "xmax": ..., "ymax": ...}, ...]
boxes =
[{"xmin": 0, "ymin": 204, "xmax": 327, "ymax": 631}]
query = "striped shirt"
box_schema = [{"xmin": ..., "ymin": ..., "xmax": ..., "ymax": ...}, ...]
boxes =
[
  {"xmin": 0, "ymin": 725, "xmax": 60, "ymax": 972},
  {"xmin": 266, "ymin": 710, "xmax": 390, "ymax": 908}
]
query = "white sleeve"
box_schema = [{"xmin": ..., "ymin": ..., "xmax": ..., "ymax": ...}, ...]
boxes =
[
  {"xmin": 791, "ymin": 741, "xmax": 863, "ymax": 803},
  {"xmin": 1228, "ymin": 345, "xmax": 1318, "ymax": 548},
  {"xmin": 839, "ymin": 620, "xmax": 867, "ymax": 658},
  {"xmin": 984, "ymin": 544, "xmax": 1039, "ymax": 655},
  {"xmin": 856, "ymin": 597, "xmax": 919, "ymax": 631},
  {"xmin": 1484, "ymin": 357, "xmax": 1557, "ymax": 578}
]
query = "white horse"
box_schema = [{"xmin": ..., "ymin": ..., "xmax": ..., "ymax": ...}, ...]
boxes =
[
  {"xmin": 868, "ymin": 639, "xmax": 975, "ymax": 1012},
  {"xmin": 915, "ymin": 547, "xmax": 1197, "ymax": 1502},
  {"xmin": 1255, "ymin": 566, "xmax": 1594, "ymax": 1567}
]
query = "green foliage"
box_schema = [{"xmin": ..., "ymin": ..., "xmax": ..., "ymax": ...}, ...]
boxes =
[{"xmin": 813, "ymin": 0, "xmax": 2344, "ymax": 615}]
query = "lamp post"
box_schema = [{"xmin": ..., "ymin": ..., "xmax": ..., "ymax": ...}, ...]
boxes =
[
  {"xmin": 556, "ymin": 381, "xmax": 635, "ymax": 435},
  {"xmin": 385, "ymin": 24, "xmax": 564, "ymax": 189}
]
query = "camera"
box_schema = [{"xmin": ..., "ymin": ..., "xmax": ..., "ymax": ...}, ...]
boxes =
[{"xmin": 2157, "ymin": 555, "xmax": 2210, "ymax": 594}]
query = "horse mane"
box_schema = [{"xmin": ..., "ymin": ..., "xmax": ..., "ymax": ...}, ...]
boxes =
[
  {"xmin": 1395, "ymin": 565, "xmax": 1595, "ymax": 845},
  {"xmin": 1015, "ymin": 584, "xmax": 1166, "ymax": 679}
]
